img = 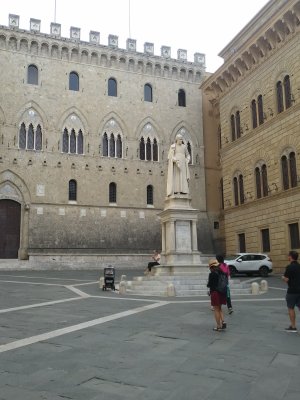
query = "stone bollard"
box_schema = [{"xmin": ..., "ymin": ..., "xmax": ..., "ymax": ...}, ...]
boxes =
[
  {"xmin": 260, "ymin": 280, "xmax": 268, "ymax": 292},
  {"xmin": 119, "ymin": 281, "xmax": 127, "ymax": 294},
  {"xmin": 99, "ymin": 277, "xmax": 104, "ymax": 289},
  {"xmin": 166, "ymin": 283, "xmax": 176, "ymax": 297},
  {"xmin": 251, "ymin": 281, "xmax": 260, "ymax": 295}
]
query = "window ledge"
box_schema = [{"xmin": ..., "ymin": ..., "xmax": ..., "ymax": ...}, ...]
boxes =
[
  {"xmin": 109, "ymin": 203, "xmax": 117, "ymax": 206},
  {"xmin": 68, "ymin": 201, "xmax": 77, "ymax": 205}
]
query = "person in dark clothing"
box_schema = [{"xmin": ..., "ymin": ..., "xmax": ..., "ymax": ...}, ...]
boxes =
[
  {"xmin": 216, "ymin": 254, "xmax": 233, "ymax": 314},
  {"xmin": 282, "ymin": 250, "xmax": 300, "ymax": 332},
  {"xmin": 207, "ymin": 259, "xmax": 227, "ymax": 331},
  {"xmin": 147, "ymin": 250, "xmax": 161, "ymax": 273}
]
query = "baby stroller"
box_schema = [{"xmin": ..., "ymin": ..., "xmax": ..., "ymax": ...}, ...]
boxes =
[{"xmin": 102, "ymin": 266, "xmax": 115, "ymax": 291}]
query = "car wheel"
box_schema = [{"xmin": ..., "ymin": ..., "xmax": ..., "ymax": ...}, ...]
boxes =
[
  {"xmin": 259, "ymin": 266, "xmax": 269, "ymax": 277},
  {"xmin": 229, "ymin": 265, "xmax": 237, "ymax": 277}
]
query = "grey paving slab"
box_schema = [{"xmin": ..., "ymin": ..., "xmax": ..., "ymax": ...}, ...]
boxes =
[{"xmin": 0, "ymin": 271, "xmax": 299, "ymax": 400}]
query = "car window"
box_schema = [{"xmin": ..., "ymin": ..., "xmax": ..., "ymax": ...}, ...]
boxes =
[{"xmin": 253, "ymin": 255, "xmax": 263, "ymax": 260}]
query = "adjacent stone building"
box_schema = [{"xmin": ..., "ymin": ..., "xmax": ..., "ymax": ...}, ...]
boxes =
[
  {"xmin": 0, "ymin": 14, "xmax": 216, "ymax": 264},
  {"xmin": 202, "ymin": 0, "xmax": 300, "ymax": 272}
]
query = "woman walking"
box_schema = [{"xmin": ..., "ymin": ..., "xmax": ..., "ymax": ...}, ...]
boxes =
[{"xmin": 207, "ymin": 259, "xmax": 227, "ymax": 331}]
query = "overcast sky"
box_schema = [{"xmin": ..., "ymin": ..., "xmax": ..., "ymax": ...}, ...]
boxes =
[{"xmin": 0, "ymin": 0, "xmax": 269, "ymax": 72}]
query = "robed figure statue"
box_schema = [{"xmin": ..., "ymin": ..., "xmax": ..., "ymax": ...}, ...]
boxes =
[{"xmin": 166, "ymin": 134, "xmax": 190, "ymax": 196}]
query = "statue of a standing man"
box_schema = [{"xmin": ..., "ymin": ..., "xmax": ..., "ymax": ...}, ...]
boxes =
[{"xmin": 167, "ymin": 134, "xmax": 190, "ymax": 196}]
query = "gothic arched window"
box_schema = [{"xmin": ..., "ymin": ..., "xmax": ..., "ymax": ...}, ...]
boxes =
[
  {"xmin": 139, "ymin": 137, "xmax": 145, "ymax": 160},
  {"xmin": 277, "ymin": 81, "xmax": 284, "ymax": 113},
  {"xmin": 102, "ymin": 133, "xmax": 108, "ymax": 156}
]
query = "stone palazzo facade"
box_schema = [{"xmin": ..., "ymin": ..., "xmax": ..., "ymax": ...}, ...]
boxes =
[
  {"xmin": 0, "ymin": 15, "xmax": 218, "ymax": 263},
  {"xmin": 202, "ymin": 0, "xmax": 300, "ymax": 272}
]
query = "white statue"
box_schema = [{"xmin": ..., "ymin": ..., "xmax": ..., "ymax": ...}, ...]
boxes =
[{"xmin": 167, "ymin": 134, "xmax": 190, "ymax": 196}]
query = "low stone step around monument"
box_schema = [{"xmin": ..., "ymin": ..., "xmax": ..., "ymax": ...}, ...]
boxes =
[{"xmin": 125, "ymin": 274, "xmax": 253, "ymax": 297}]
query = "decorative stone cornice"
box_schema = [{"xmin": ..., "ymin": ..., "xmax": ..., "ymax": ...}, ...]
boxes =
[{"xmin": 202, "ymin": 0, "xmax": 300, "ymax": 100}]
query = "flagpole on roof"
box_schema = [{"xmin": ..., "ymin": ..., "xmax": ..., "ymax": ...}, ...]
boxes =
[
  {"xmin": 54, "ymin": 0, "xmax": 57, "ymax": 23},
  {"xmin": 129, "ymin": 0, "xmax": 131, "ymax": 38}
]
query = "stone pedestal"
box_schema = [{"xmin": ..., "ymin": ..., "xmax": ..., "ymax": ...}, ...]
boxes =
[{"xmin": 158, "ymin": 194, "xmax": 202, "ymax": 271}]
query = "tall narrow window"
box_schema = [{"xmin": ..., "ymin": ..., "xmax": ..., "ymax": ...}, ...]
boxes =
[
  {"xmin": 178, "ymin": 89, "xmax": 186, "ymax": 107},
  {"xmin": 19, "ymin": 123, "xmax": 26, "ymax": 149},
  {"xmin": 69, "ymin": 180, "xmax": 77, "ymax": 201},
  {"xmin": 102, "ymin": 133, "xmax": 108, "ymax": 156},
  {"xmin": 116, "ymin": 134, "xmax": 122, "ymax": 158},
  {"xmin": 220, "ymin": 178, "xmax": 224, "ymax": 210},
  {"xmin": 109, "ymin": 182, "xmax": 117, "ymax": 203},
  {"xmin": 146, "ymin": 137, "xmax": 152, "ymax": 161},
  {"xmin": 258, "ymin": 95, "xmax": 264, "ymax": 125},
  {"xmin": 27, "ymin": 124, "xmax": 34, "ymax": 150},
  {"xmin": 108, "ymin": 78, "xmax": 117, "ymax": 97},
  {"xmin": 77, "ymin": 130, "xmax": 83, "ymax": 154},
  {"xmin": 238, "ymin": 233, "xmax": 246, "ymax": 252},
  {"xmin": 262, "ymin": 164, "xmax": 268, "ymax": 197},
  {"xmin": 231, "ymin": 114, "xmax": 236, "ymax": 141},
  {"xmin": 236, "ymin": 111, "xmax": 241, "ymax": 139},
  {"xmin": 147, "ymin": 185, "xmax": 153, "ymax": 205},
  {"xmin": 290, "ymin": 152, "xmax": 297, "ymax": 188},
  {"xmin": 27, "ymin": 64, "xmax": 38, "ymax": 85},
  {"xmin": 239, "ymin": 174, "xmax": 244, "ymax": 204},
  {"xmin": 70, "ymin": 130, "xmax": 76, "ymax": 153},
  {"xmin": 109, "ymin": 133, "xmax": 115, "ymax": 157},
  {"xmin": 261, "ymin": 228, "xmax": 270, "ymax": 252},
  {"xmin": 281, "ymin": 155, "xmax": 289, "ymax": 190},
  {"xmin": 255, "ymin": 167, "xmax": 262, "ymax": 199},
  {"xmin": 289, "ymin": 223, "xmax": 300, "ymax": 249},
  {"xmin": 144, "ymin": 84, "xmax": 153, "ymax": 102},
  {"xmin": 140, "ymin": 137, "xmax": 145, "ymax": 160},
  {"xmin": 233, "ymin": 177, "xmax": 239, "ymax": 206},
  {"xmin": 62, "ymin": 129, "xmax": 69, "ymax": 153},
  {"xmin": 277, "ymin": 81, "xmax": 284, "ymax": 113},
  {"xmin": 251, "ymin": 99, "xmax": 257, "ymax": 129},
  {"xmin": 284, "ymin": 75, "xmax": 292, "ymax": 109},
  {"xmin": 153, "ymin": 139, "xmax": 158, "ymax": 161},
  {"xmin": 35, "ymin": 124, "xmax": 42, "ymax": 150},
  {"xmin": 69, "ymin": 71, "xmax": 79, "ymax": 91}
]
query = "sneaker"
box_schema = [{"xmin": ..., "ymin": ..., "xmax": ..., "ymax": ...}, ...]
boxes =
[
  {"xmin": 228, "ymin": 308, "xmax": 233, "ymax": 315},
  {"xmin": 285, "ymin": 326, "xmax": 297, "ymax": 332}
]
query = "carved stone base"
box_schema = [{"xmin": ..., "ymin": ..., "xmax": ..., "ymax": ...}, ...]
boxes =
[{"xmin": 159, "ymin": 195, "xmax": 202, "ymax": 267}]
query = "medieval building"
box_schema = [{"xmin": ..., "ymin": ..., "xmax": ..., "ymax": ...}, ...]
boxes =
[
  {"xmin": 202, "ymin": 0, "xmax": 300, "ymax": 272},
  {"xmin": 0, "ymin": 14, "xmax": 218, "ymax": 265}
]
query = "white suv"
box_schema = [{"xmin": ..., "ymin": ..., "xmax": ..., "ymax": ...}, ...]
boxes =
[{"xmin": 224, "ymin": 253, "xmax": 273, "ymax": 277}]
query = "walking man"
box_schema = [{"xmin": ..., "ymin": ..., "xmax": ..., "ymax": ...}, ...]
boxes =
[{"xmin": 282, "ymin": 250, "xmax": 300, "ymax": 332}]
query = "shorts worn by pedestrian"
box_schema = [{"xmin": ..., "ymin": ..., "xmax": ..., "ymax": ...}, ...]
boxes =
[
  {"xmin": 207, "ymin": 259, "xmax": 227, "ymax": 332},
  {"xmin": 282, "ymin": 250, "xmax": 300, "ymax": 332}
]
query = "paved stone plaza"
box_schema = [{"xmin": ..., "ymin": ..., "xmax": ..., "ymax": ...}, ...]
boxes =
[{"xmin": 0, "ymin": 269, "xmax": 299, "ymax": 400}]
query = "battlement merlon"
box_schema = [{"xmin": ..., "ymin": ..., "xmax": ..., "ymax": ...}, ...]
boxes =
[{"xmin": 4, "ymin": 13, "xmax": 206, "ymax": 68}]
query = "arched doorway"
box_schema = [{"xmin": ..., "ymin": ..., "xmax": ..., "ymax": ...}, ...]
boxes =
[{"xmin": 0, "ymin": 199, "xmax": 21, "ymax": 258}]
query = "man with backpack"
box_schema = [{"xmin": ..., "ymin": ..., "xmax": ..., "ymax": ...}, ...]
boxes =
[
  {"xmin": 207, "ymin": 259, "xmax": 228, "ymax": 331},
  {"xmin": 216, "ymin": 254, "xmax": 234, "ymax": 314}
]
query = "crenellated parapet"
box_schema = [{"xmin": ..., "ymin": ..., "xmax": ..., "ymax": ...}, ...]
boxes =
[
  {"xmin": 202, "ymin": 0, "xmax": 300, "ymax": 99},
  {"xmin": 0, "ymin": 14, "xmax": 206, "ymax": 83}
]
